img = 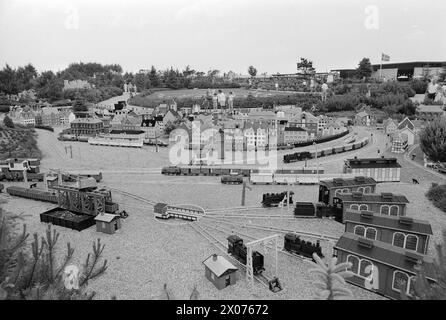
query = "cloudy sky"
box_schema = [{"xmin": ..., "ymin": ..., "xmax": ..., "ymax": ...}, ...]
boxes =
[{"xmin": 0, "ymin": 0, "xmax": 445, "ymax": 74}]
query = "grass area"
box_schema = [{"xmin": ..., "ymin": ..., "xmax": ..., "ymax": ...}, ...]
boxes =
[
  {"xmin": 129, "ymin": 88, "xmax": 298, "ymax": 107},
  {"xmin": 0, "ymin": 125, "xmax": 41, "ymax": 159}
]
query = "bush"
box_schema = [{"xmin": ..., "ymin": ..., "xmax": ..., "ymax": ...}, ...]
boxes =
[
  {"xmin": 3, "ymin": 116, "xmax": 14, "ymax": 128},
  {"xmin": 411, "ymin": 79, "xmax": 428, "ymax": 94},
  {"xmin": 426, "ymin": 183, "xmax": 446, "ymax": 213},
  {"xmin": 419, "ymin": 118, "xmax": 446, "ymax": 162}
]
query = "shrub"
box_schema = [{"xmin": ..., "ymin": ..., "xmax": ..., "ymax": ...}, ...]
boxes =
[
  {"xmin": 426, "ymin": 183, "xmax": 446, "ymax": 213},
  {"xmin": 411, "ymin": 79, "xmax": 428, "ymax": 94},
  {"xmin": 3, "ymin": 116, "xmax": 14, "ymax": 128},
  {"xmin": 419, "ymin": 118, "xmax": 446, "ymax": 163}
]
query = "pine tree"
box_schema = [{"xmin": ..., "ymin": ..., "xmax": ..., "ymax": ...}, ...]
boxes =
[
  {"xmin": 419, "ymin": 117, "xmax": 446, "ymax": 163},
  {"xmin": 3, "ymin": 115, "xmax": 14, "ymax": 128},
  {"xmin": 306, "ymin": 253, "xmax": 354, "ymax": 300},
  {"xmin": 0, "ymin": 208, "xmax": 108, "ymax": 300},
  {"xmin": 356, "ymin": 58, "xmax": 373, "ymax": 79},
  {"xmin": 402, "ymin": 230, "xmax": 446, "ymax": 300}
]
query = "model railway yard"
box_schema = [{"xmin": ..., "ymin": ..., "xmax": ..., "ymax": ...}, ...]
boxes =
[{"xmin": 2, "ymin": 126, "xmax": 446, "ymax": 300}]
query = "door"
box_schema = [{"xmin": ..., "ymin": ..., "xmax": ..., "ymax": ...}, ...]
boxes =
[{"xmin": 225, "ymin": 276, "xmax": 231, "ymax": 287}]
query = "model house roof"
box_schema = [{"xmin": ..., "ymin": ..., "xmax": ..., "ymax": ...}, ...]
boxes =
[
  {"xmin": 202, "ymin": 254, "xmax": 238, "ymax": 277},
  {"xmin": 383, "ymin": 118, "xmax": 398, "ymax": 127},
  {"xmin": 320, "ymin": 176, "xmax": 377, "ymax": 189},
  {"xmin": 345, "ymin": 157, "xmax": 401, "ymax": 168},
  {"xmin": 284, "ymin": 127, "xmax": 307, "ymax": 132},
  {"xmin": 71, "ymin": 118, "xmax": 103, "ymax": 124},
  {"xmin": 337, "ymin": 192, "xmax": 409, "ymax": 204},
  {"xmin": 94, "ymin": 213, "xmax": 118, "ymax": 223},
  {"xmin": 344, "ymin": 210, "xmax": 433, "ymax": 236},
  {"xmin": 334, "ymin": 233, "xmax": 436, "ymax": 280},
  {"xmin": 397, "ymin": 117, "xmax": 415, "ymax": 131}
]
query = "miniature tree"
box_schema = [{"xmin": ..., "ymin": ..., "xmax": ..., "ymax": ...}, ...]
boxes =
[
  {"xmin": 307, "ymin": 253, "xmax": 354, "ymax": 300},
  {"xmin": 3, "ymin": 116, "xmax": 14, "ymax": 128},
  {"xmin": 402, "ymin": 230, "xmax": 446, "ymax": 300},
  {"xmin": 0, "ymin": 208, "xmax": 108, "ymax": 300},
  {"xmin": 419, "ymin": 117, "xmax": 446, "ymax": 163},
  {"xmin": 158, "ymin": 283, "xmax": 199, "ymax": 300}
]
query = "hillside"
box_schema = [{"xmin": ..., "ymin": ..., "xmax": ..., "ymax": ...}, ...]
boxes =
[{"xmin": 0, "ymin": 126, "xmax": 41, "ymax": 160}]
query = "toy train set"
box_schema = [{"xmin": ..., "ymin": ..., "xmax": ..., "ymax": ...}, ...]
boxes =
[
  {"xmin": 283, "ymin": 137, "xmax": 369, "ymax": 163},
  {"xmin": 161, "ymin": 165, "xmax": 324, "ymax": 177},
  {"xmin": 221, "ymin": 174, "xmax": 243, "ymax": 184},
  {"xmin": 262, "ymin": 192, "xmax": 294, "ymax": 207},
  {"xmin": 0, "ymin": 158, "xmax": 102, "ymax": 182},
  {"xmin": 283, "ymin": 233, "xmax": 324, "ymax": 260},
  {"xmin": 227, "ymin": 235, "xmax": 265, "ymax": 275}
]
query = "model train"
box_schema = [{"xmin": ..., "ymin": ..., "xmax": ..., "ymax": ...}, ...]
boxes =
[
  {"xmin": 262, "ymin": 192, "xmax": 294, "ymax": 207},
  {"xmin": 227, "ymin": 235, "xmax": 265, "ymax": 275},
  {"xmin": 250, "ymin": 167, "xmax": 324, "ymax": 185},
  {"xmin": 161, "ymin": 166, "xmax": 324, "ymax": 178},
  {"xmin": 283, "ymin": 233, "xmax": 324, "ymax": 260},
  {"xmin": 221, "ymin": 174, "xmax": 243, "ymax": 184},
  {"xmin": 0, "ymin": 158, "xmax": 102, "ymax": 182},
  {"xmin": 283, "ymin": 137, "xmax": 369, "ymax": 163}
]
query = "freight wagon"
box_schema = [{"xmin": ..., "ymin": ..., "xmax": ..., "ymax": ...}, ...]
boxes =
[{"xmin": 6, "ymin": 186, "xmax": 58, "ymax": 203}]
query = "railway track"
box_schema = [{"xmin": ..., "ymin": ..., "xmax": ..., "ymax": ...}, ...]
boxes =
[
  {"xmin": 189, "ymin": 222, "xmax": 272, "ymax": 290},
  {"xmin": 201, "ymin": 214, "xmax": 339, "ymax": 242},
  {"xmin": 205, "ymin": 213, "xmax": 297, "ymax": 220},
  {"xmin": 199, "ymin": 220, "xmax": 307, "ymax": 262},
  {"xmin": 108, "ymin": 188, "xmax": 157, "ymax": 206},
  {"xmin": 206, "ymin": 205, "xmax": 266, "ymax": 213}
]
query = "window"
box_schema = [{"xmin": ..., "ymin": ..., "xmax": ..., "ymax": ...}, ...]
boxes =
[
  {"xmin": 365, "ymin": 227, "xmax": 377, "ymax": 240},
  {"xmin": 359, "ymin": 204, "xmax": 368, "ymax": 211},
  {"xmin": 102, "ymin": 222, "xmax": 106, "ymax": 229},
  {"xmin": 359, "ymin": 259, "xmax": 373, "ymax": 278},
  {"xmin": 380, "ymin": 205, "xmax": 390, "ymax": 215},
  {"xmin": 350, "ymin": 204, "xmax": 359, "ymax": 211},
  {"xmin": 335, "ymin": 189, "xmax": 342, "ymax": 197},
  {"xmin": 405, "ymin": 235, "xmax": 418, "ymax": 251},
  {"xmin": 347, "ymin": 255, "xmax": 360, "ymax": 274},
  {"xmin": 342, "ymin": 188, "xmax": 349, "ymax": 193},
  {"xmin": 364, "ymin": 186, "xmax": 371, "ymax": 194},
  {"xmin": 357, "ymin": 187, "xmax": 364, "ymax": 193},
  {"xmin": 354, "ymin": 225, "xmax": 366, "ymax": 237},
  {"xmin": 390, "ymin": 205, "xmax": 399, "ymax": 216},
  {"xmin": 393, "ymin": 232, "xmax": 405, "ymax": 248},
  {"xmin": 392, "ymin": 271, "xmax": 409, "ymax": 294}
]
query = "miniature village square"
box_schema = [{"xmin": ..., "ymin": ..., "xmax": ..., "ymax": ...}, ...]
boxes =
[{"xmin": 1, "ymin": 1, "xmax": 446, "ymax": 302}]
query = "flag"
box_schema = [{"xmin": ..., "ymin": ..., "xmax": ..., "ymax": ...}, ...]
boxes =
[{"xmin": 381, "ymin": 53, "xmax": 390, "ymax": 62}]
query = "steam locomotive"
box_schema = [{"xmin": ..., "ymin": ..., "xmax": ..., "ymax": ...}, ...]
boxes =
[
  {"xmin": 227, "ymin": 235, "xmax": 265, "ymax": 275},
  {"xmin": 261, "ymin": 192, "xmax": 294, "ymax": 207},
  {"xmin": 283, "ymin": 233, "xmax": 324, "ymax": 261}
]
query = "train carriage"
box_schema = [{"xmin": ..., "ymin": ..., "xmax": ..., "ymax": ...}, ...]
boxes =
[
  {"xmin": 250, "ymin": 171, "xmax": 274, "ymax": 184},
  {"xmin": 333, "ymin": 145, "xmax": 345, "ymax": 153},
  {"xmin": 180, "ymin": 167, "xmax": 190, "ymax": 175},
  {"xmin": 283, "ymin": 233, "xmax": 324, "ymax": 260},
  {"xmin": 344, "ymin": 144, "xmax": 353, "ymax": 151},
  {"xmin": 189, "ymin": 166, "xmax": 202, "ymax": 176},
  {"xmin": 221, "ymin": 168, "xmax": 231, "ymax": 175},
  {"xmin": 200, "ymin": 167, "xmax": 211, "ymax": 176},
  {"xmin": 161, "ymin": 166, "xmax": 181, "ymax": 175},
  {"xmin": 321, "ymin": 147, "xmax": 332, "ymax": 156},
  {"xmin": 241, "ymin": 169, "xmax": 251, "ymax": 177},
  {"xmin": 208, "ymin": 167, "xmax": 222, "ymax": 176}
]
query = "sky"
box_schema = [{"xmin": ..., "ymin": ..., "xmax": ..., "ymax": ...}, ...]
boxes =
[{"xmin": 0, "ymin": 0, "xmax": 445, "ymax": 75}]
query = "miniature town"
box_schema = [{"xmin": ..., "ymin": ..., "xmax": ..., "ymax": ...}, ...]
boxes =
[{"xmin": 1, "ymin": 2, "xmax": 446, "ymax": 303}]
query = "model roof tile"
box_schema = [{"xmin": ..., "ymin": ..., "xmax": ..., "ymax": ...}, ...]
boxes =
[
  {"xmin": 344, "ymin": 209, "xmax": 433, "ymax": 235},
  {"xmin": 337, "ymin": 192, "xmax": 409, "ymax": 204},
  {"xmin": 334, "ymin": 233, "xmax": 436, "ymax": 280}
]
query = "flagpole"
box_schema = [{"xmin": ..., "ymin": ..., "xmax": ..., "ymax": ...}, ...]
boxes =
[{"xmin": 379, "ymin": 53, "xmax": 383, "ymax": 81}]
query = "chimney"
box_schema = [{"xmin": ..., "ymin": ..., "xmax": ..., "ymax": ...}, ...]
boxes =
[{"xmin": 212, "ymin": 254, "xmax": 218, "ymax": 261}]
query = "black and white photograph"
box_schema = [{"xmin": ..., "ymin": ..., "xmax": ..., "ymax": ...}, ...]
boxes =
[{"xmin": 0, "ymin": 0, "xmax": 445, "ymax": 310}]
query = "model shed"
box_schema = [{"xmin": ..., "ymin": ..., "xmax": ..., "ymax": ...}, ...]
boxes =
[
  {"xmin": 335, "ymin": 192, "xmax": 409, "ymax": 222},
  {"xmin": 334, "ymin": 233, "xmax": 436, "ymax": 300},
  {"xmin": 344, "ymin": 210, "xmax": 433, "ymax": 254},
  {"xmin": 343, "ymin": 157, "xmax": 401, "ymax": 182},
  {"xmin": 203, "ymin": 254, "xmax": 238, "ymax": 290},
  {"xmin": 318, "ymin": 176, "xmax": 377, "ymax": 205},
  {"xmin": 94, "ymin": 213, "xmax": 121, "ymax": 234}
]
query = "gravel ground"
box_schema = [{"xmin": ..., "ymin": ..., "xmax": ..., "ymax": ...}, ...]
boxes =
[{"xmin": 4, "ymin": 125, "xmax": 444, "ymax": 300}]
